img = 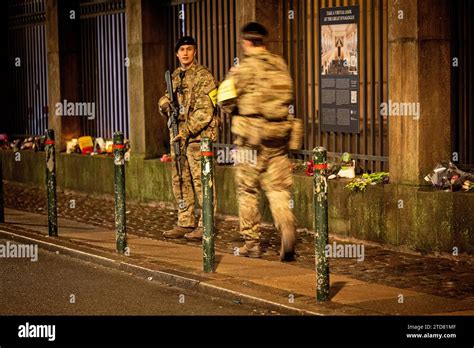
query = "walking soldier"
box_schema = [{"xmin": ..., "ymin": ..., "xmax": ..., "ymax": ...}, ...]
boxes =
[{"xmin": 218, "ymin": 22, "xmax": 303, "ymax": 261}]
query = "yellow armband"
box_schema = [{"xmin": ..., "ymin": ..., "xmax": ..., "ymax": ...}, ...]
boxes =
[{"xmin": 207, "ymin": 88, "xmax": 217, "ymax": 107}]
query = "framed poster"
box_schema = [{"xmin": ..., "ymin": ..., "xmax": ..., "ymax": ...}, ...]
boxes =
[{"xmin": 320, "ymin": 6, "xmax": 360, "ymax": 133}]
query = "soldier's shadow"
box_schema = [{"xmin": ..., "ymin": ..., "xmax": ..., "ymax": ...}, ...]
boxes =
[
  {"xmin": 329, "ymin": 281, "xmax": 347, "ymax": 300},
  {"xmin": 214, "ymin": 254, "xmax": 223, "ymax": 269}
]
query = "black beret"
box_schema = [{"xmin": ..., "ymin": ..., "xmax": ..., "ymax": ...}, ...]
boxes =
[
  {"xmin": 241, "ymin": 22, "xmax": 268, "ymax": 40},
  {"xmin": 175, "ymin": 36, "xmax": 197, "ymax": 52}
]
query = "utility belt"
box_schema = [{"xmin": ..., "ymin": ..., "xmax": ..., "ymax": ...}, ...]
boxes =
[
  {"xmin": 243, "ymin": 114, "xmax": 288, "ymax": 122},
  {"xmin": 260, "ymin": 138, "xmax": 290, "ymax": 148},
  {"xmin": 231, "ymin": 115, "xmax": 295, "ymax": 148},
  {"xmin": 232, "ymin": 115, "xmax": 303, "ymax": 150}
]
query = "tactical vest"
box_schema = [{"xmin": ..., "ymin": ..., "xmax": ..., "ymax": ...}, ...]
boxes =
[{"xmin": 231, "ymin": 51, "xmax": 295, "ymax": 146}]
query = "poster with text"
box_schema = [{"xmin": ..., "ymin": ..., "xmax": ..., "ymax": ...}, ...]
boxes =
[{"xmin": 320, "ymin": 6, "xmax": 359, "ymax": 133}]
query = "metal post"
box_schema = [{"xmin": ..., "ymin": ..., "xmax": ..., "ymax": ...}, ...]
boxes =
[
  {"xmin": 0, "ymin": 155, "xmax": 4, "ymax": 223},
  {"xmin": 113, "ymin": 131, "xmax": 127, "ymax": 253},
  {"xmin": 313, "ymin": 146, "xmax": 329, "ymax": 301},
  {"xmin": 201, "ymin": 137, "xmax": 215, "ymax": 273},
  {"xmin": 45, "ymin": 129, "xmax": 58, "ymax": 236}
]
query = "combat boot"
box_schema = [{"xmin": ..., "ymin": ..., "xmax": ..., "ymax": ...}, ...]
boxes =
[
  {"xmin": 163, "ymin": 226, "xmax": 194, "ymax": 239},
  {"xmin": 280, "ymin": 230, "xmax": 296, "ymax": 261},
  {"xmin": 184, "ymin": 227, "xmax": 203, "ymax": 241},
  {"xmin": 237, "ymin": 240, "xmax": 262, "ymax": 258}
]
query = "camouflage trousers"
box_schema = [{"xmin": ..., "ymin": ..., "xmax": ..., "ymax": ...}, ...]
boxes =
[
  {"xmin": 171, "ymin": 141, "xmax": 216, "ymax": 228},
  {"xmin": 235, "ymin": 143, "xmax": 296, "ymax": 241}
]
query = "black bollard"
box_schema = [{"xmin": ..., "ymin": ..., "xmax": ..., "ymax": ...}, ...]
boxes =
[
  {"xmin": 45, "ymin": 129, "xmax": 58, "ymax": 236},
  {"xmin": 113, "ymin": 132, "xmax": 127, "ymax": 253}
]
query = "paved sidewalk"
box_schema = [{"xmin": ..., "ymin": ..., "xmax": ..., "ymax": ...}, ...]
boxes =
[
  {"xmin": 1, "ymin": 208, "xmax": 473, "ymax": 316},
  {"xmin": 5, "ymin": 180, "xmax": 474, "ymax": 301}
]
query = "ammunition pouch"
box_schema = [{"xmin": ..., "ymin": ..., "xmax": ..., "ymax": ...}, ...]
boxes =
[
  {"xmin": 232, "ymin": 115, "xmax": 294, "ymax": 147},
  {"xmin": 232, "ymin": 116, "xmax": 262, "ymax": 146},
  {"xmin": 289, "ymin": 118, "xmax": 303, "ymax": 150}
]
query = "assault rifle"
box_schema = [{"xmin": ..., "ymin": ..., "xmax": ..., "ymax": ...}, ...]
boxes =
[{"xmin": 165, "ymin": 70, "xmax": 184, "ymax": 205}]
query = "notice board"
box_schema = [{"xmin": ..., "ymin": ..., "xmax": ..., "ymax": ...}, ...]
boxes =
[{"xmin": 320, "ymin": 6, "xmax": 360, "ymax": 133}]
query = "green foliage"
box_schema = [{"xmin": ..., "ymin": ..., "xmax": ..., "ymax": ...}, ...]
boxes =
[
  {"xmin": 345, "ymin": 172, "xmax": 390, "ymax": 192},
  {"xmin": 463, "ymin": 180, "xmax": 474, "ymax": 192}
]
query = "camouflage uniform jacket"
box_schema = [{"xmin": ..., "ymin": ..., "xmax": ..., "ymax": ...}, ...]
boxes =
[
  {"xmin": 159, "ymin": 62, "xmax": 218, "ymax": 143},
  {"xmin": 221, "ymin": 47, "xmax": 295, "ymax": 146}
]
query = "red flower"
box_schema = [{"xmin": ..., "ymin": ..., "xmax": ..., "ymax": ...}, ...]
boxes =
[{"xmin": 305, "ymin": 160, "xmax": 314, "ymax": 176}]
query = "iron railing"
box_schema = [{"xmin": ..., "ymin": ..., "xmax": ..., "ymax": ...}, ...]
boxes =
[
  {"xmin": 451, "ymin": 0, "xmax": 474, "ymax": 168},
  {"xmin": 7, "ymin": 0, "xmax": 48, "ymax": 137},
  {"xmin": 283, "ymin": 0, "xmax": 389, "ymax": 171},
  {"xmin": 168, "ymin": 0, "xmax": 389, "ymax": 171},
  {"xmin": 79, "ymin": 0, "xmax": 130, "ymax": 139}
]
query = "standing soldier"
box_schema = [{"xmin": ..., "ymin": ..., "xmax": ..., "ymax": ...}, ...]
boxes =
[
  {"xmin": 159, "ymin": 36, "xmax": 218, "ymax": 241},
  {"xmin": 218, "ymin": 23, "xmax": 303, "ymax": 261}
]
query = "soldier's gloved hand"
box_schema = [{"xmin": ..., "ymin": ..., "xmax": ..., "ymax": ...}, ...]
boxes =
[
  {"xmin": 159, "ymin": 97, "xmax": 171, "ymax": 115},
  {"xmin": 171, "ymin": 128, "xmax": 189, "ymax": 143}
]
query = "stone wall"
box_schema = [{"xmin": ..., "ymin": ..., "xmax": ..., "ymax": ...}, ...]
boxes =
[{"xmin": 2, "ymin": 149, "xmax": 473, "ymax": 254}]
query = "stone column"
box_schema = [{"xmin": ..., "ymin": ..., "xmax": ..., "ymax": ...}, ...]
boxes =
[
  {"xmin": 46, "ymin": 0, "xmax": 82, "ymax": 151},
  {"xmin": 235, "ymin": 0, "xmax": 283, "ymax": 58},
  {"xmin": 388, "ymin": 0, "xmax": 451, "ymax": 185},
  {"xmin": 127, "ymin": 0, "xmax": 169, "ymax": 158}
]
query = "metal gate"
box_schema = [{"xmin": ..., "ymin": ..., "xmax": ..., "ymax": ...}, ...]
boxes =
[
  {"xmin": 283, "ymin": 0, "xmax": 389, "ymax": 171},
  {"xmin": 451, "ymin": 0, "xmax": 474, "ymax": 167},
  {"xmin": 167, "ymin": 0, "xmax": 388, "ymax": 171},
  {"xmin": 79, "ymin": 0, "xmax": 130, "ymax": 139},
  {"xmin": 7, "ymin": 0, "xmax": 49, "ymax": 137}
]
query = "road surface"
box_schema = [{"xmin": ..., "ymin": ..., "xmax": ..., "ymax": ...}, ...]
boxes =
[{"xmin": 0, "ymin": 238, "xmax": 278, "ymax": 315}]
